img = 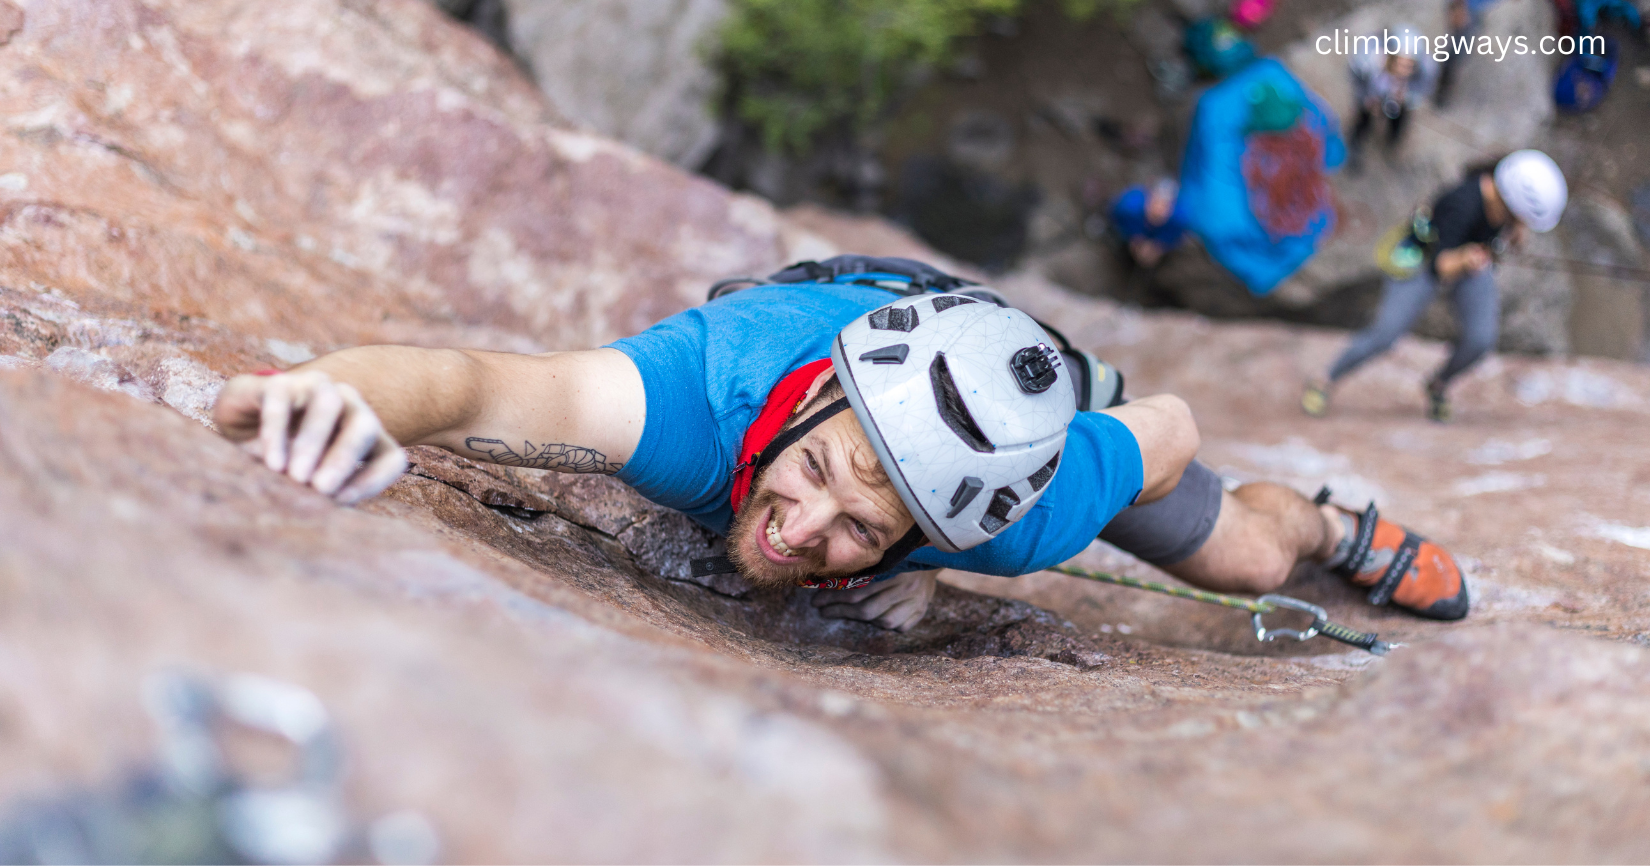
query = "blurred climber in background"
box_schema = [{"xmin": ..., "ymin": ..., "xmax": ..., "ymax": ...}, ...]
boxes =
[
  {"xmin": 1436, "ymin": 0, "xmax": 1502, "ymax": 106},
  {"xmin": 213, "ymin": 255, "xmax": 1473, "ymax": 634},
  {"xmin": 1304, "ymin": 150, "xmax": 1567, "ymax": 422},
  {"xmin": 1346, "ymin": 24, "xmax": 1439, "ymax": 171},
  {"xmin": 1110, "ymin": 178, "xmax": 1190, "ymax": 268}
]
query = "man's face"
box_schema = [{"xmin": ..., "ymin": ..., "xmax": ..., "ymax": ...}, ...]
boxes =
[
  {"xmin": 1387, "ymin": 55, "xmax": 1417, "ymax": 79},
  {"xmin": 727, "ymin": 406, "xmax": 916, "ymax": 587}
]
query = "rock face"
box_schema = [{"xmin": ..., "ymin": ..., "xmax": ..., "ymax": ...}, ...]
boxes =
[
  {"xmin": 4, "ymin": 1, "xmax": 1650, "ymax": 861},
  {"xmin": 0, "ymin": 0, "xmax": 789, "ymax": 372},
  {"xmin": 1559, "ymin": 191, "xmax": 1649, "ymax": 361},
  {"xmin": 502, "ymin": 0, "xmax": 728, "ymax": 169}
]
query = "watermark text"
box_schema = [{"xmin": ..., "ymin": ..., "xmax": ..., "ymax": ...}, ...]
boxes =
[{"xmin": 1316, "ymin": 28, "xmax": 1605, "ymax": 63}]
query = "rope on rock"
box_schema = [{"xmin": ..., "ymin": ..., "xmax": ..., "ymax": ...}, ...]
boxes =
[{"xmin": 1045, "ymin": 564, "xmax": 1400, "ymax": 655}]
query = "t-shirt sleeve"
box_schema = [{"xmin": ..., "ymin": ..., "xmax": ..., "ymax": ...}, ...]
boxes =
[
  {"xmin": 607, "ymin": 314, "xmax": 736, "ymax": 531},
  {"xmin": 899, "ymin": 411, "xmax": 1145, "ymax": 577}
]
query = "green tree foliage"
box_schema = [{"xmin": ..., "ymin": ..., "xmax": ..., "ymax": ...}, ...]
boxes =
[{"xmin": 719, "ymin": 0, "xmax": 1134, "ymax": 154}]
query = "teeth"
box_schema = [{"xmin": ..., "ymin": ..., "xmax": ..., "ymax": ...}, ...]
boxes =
[{"xmin": 767, "ymin": 513, "xmax": 797, "ymax": 557}]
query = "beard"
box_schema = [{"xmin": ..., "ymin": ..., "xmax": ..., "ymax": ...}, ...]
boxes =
[{"xmin": 726, "ymin": 483, "xmax": 857, "ymax": 588}]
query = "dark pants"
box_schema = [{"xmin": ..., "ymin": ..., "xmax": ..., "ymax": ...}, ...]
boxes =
[
  {"xmin": 1099, "ymin": 459, "xmax": 1223, "ymax": 567},
  {"xmin": 1350, "ymin": 103, "xmax": 1409, "ymax": 154},
  {"xmin": 1328, "ymin": 266, "xmax": 1500, "ymax": 387}
]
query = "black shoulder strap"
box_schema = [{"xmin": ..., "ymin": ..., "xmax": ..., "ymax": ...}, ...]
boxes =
[
  {"xmin": 709, "ymin": 254, "xmax": 984, "ymax": 303},
  {"xmin": 766, "ymin": 255, "xmax": 977, "ymax": 293}
]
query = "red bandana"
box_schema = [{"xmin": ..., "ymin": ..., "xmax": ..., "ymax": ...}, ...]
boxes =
[{"xmin": 729, "ymin": 358, "xmax": 833, "ymax": 514}]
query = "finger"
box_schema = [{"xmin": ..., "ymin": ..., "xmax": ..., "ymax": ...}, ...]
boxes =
[
  {"xmin": 214, "ymin": 376, "xmax": 268, "ymax": 440},
  {"xmin": 880, "ymin": 597, "xmax": 927, "ymax": 632},
  {"xmin": 258, "ymin": 376, "xmax": 296, "ymax": 473},
  {"xmin": 310, "ymin": 394, "xmax": 383, "ymax": 495},
  {"xmin": 819, "ymin": 589, "xmax": 901, "ymax": 622},
  {"xmin": 286, "ymin": 383, "xmax": 346, "ymax": 484},
  {"xmin": 335, "ymin": 436, "xmax": 407, "ymax": 505}
]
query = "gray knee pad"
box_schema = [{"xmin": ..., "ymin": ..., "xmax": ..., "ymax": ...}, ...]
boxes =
[{"xmin": 1097, "ymin": 460, "xmax": 1223, "ymax": 567}]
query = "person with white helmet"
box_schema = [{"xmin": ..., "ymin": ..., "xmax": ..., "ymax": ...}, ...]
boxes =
[
  {"xmin": 1305, "ymin": 150, "xmax": 1567, "ymax": 422},
  {"xmin": 213, "ymin": 254, "xmax": 1470, "ymax": 630}
]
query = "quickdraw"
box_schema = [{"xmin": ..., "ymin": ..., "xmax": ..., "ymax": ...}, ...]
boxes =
[{"xmin": 1045, "ymin": 564, "xmax": 1401, "ymax": 655}]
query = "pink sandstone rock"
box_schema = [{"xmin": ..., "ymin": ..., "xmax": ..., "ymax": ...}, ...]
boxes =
[{"xmin": 2, "ymin": 0, "xmax": 1650, "ymax": 861}]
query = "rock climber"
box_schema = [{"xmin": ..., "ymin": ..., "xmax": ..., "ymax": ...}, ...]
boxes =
[
  {"xmin": 212, "ymin": 255, "xmax": 1470, "ymax": 632},
  {"xmin": 1435, "ymin": 0, "xmax": 1502, "ymax": 107},
  {"xmin": 1109, "ymin": 178, "xmax": 1190, "ymax": 269},
  {"xmin": 1345, "ymin": 24, "xmax": 1439, "ymax": 171},
  {"xmin": 1304, "ymin": 150, "xmax": 1567, "ymax": 422}
]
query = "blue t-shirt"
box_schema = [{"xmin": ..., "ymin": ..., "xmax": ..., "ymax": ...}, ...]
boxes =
[
  {"xmin": 606, "ymin": 283, "xmax": 1145, "ymax": 578},
  {"xmin": 1110, "ymin": 186, "xmax": 1191, "ymax": 248}
]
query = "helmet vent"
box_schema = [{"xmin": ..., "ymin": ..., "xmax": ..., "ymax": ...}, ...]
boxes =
[
  {"xmin": 946, "ymin": 476, "xmax": 984, "ymax": 518},
  {"xmin": 932, "ymin": 296, "xmax": 978, "ymax": 313},
  {"xmin": 979, "ymin": 486, "xmax": 1021, "ymax": 534},
  {"xmin": 868, "ymin": 306, "xmax": 920, "ymax": 332},
  {"xmin": 1026, "ymin": 452, "xmax": 1060, "ymax": 492},
  {"xmin": 930, "ymin": 352, "xmax": 994, "ymax": 453},
  {"xmin": 858, "ymin": 344, "xmax": 910, "ymax": 365}
]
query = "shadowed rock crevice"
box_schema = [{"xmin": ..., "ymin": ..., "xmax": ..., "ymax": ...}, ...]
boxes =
[{"xmin": 401, "ymin": 446, "xmax": 1116, "ymax": 670}]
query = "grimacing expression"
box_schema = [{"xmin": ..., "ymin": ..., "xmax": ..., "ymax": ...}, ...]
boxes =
[{"xmin": 726, "ymin": 407, "xmax": 916, "ymax": 588}]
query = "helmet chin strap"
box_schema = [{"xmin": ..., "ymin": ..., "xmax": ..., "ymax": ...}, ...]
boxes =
[
  {"xmin": 856, "ymin": 525, "xmax": 928, "ymax": 579},
  {"xmin": 748, "ymin": 397, "xmax": 850, "ymax": 485},
  {"xmin": 691, "ymin": 396, "xmax": 928, "ymax": 581}
]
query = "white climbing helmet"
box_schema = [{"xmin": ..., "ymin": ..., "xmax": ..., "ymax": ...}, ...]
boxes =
[
  {"xmin": 1493, "ymin": 149, "xmax": 1567, "ymax": 233},
  {"xmin": 830, "ymin": 294, "xmax": 1076, "ymax": 553}
]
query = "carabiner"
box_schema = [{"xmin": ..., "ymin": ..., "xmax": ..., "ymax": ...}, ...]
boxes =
[{"xmin": 1252, "ymin": 594, "xmax": 1328, "ymax": 644}]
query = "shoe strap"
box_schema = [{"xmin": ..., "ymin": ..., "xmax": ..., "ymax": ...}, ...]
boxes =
[
  {"xmin": 1368, "ymin": 531, "xmax": 1422, "ymax": 607},
  {"xmin": 1331, "ymin": 500, "xmax": 1380, "ymax": 579}
]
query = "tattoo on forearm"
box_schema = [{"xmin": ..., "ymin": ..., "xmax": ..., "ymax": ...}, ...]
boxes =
[{"xmin": 464, "ymin": 437, "xmax": 622, "ymax": 474}]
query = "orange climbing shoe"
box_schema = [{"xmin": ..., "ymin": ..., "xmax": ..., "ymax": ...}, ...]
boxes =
[{"xmin": 1318, "ymin": 490, "xmax": 1469, "ymax": 620}]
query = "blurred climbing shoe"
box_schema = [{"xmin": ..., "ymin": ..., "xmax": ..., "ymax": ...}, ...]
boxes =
[
  {"xmin": 1301, "ymin": 380, "xmax": 1330, "ymax": 417},
  {"xmin": 1318, "ymin": 490, "xmax": 1468, "ymax": 620},
  {"xmin": 1426, "ymin": 378, "xmax": 1451, "ymax": 423}
]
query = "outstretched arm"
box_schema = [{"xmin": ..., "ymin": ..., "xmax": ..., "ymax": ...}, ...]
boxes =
[{"xmin": 212, "ymin": 346, "xmax": 645, "ymax": 503}]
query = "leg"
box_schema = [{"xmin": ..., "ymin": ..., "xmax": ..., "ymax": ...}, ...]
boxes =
[
  {"xmin": 1386, "ymin": 106, "xmax": 1409, "ymax": 147},
  {"xmin": 1436, "ymin": 53, "xmax": 1458, "ymax": 106},
  {"xmin": 1116, "ymin": 478, "xmax": 1470, "ymax": 621},
  {"xmin": 1434, "ymin": 267, "xmax": 1500, "ymax": 385},
  {"xmin": 1158, "ymin": 483, "xmax": 1338, "ymax": 595},
  {"xmin": 1326, "ymin": 271, "xmax": 1438, "ymax": 383},
  {"xmin": 1349, "ymin": 105, "xmax": 1373, "ymax": 149},
  {"xmin": 1347, "ymin": 105, "xmax": 1374, "ymax": 170},
  {"xmin": 1099, "ymin": 463, "xmax": 1340, "ymax": 595}
]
